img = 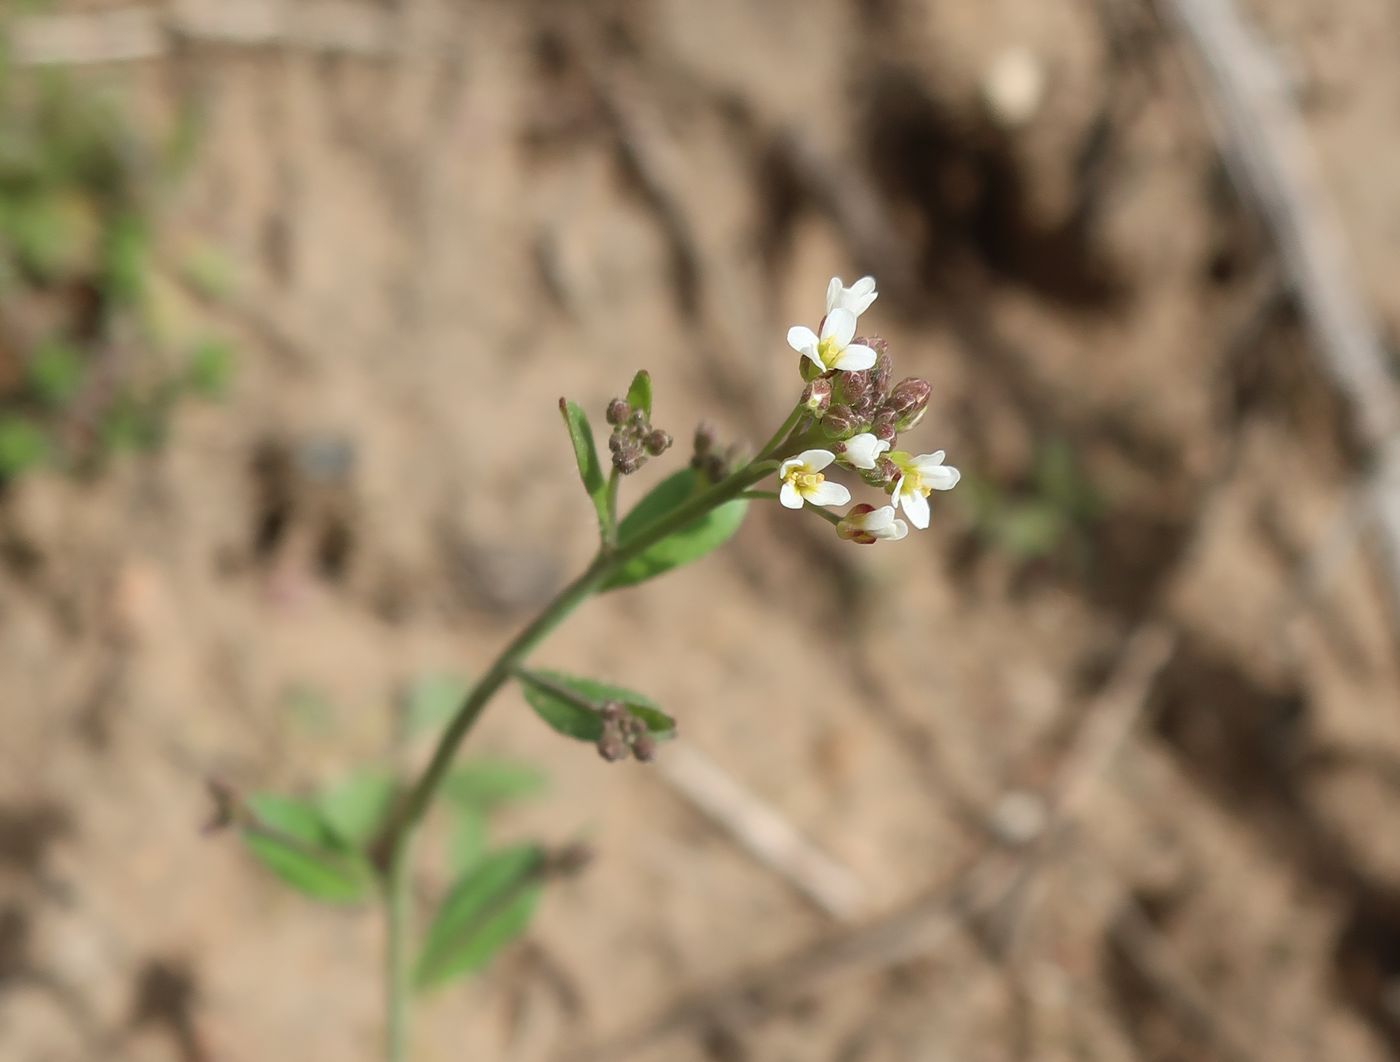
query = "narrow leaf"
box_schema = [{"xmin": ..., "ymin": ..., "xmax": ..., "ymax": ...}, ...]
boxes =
[
  {"xmin": 401, "ymin": 673, "xmax": 471, "ymax": 736},
  {"xmin": 317, "ymin": 770, "xmax": 396, "ymax": 848},
  {"xmin": 602, "ymin": 469, "xmax": 748, "ymax": 591},
  {"xmin": 558, "ymin": 398, "xmax": 610, "ymax": 540},
  {"xmin": 625, "ymin": 369, "xmax": 652, "ymax": 418},
  {"xmin": 242, "ymin": 793, "xmax": 372, "ymax": 903},
  {"xmin": 442, "ymin": 761, "xmax": 548, "ymax": 809},
  {"xmin": 447, "ymin": 806, "xmax": 489, "ymax": 876},
  {"xmin": 414, "ymin": 845, "xmax": 545, "ymax": 990},
  {"xmin": 517, "ymin": 670, "xmax": 677, "ymax": 743}
]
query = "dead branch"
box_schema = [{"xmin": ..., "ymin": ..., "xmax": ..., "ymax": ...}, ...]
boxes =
[{"xmin": 652, "ymin": 744, "xmax": 868, "ymax": 922}]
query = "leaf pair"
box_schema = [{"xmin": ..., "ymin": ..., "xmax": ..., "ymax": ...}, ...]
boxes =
[{"xmin": 242, "ymin": 790, "xmax": 380, "ymax": 904}]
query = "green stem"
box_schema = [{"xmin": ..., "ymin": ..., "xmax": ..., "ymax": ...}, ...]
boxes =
[
  {"xmin": 757, "ymin": 403, "xmax": 807, "ymax": 461},
  {"xmin": 384, "ymin": 835, "xmax": 412, "ymax": 1062},
  {"xmin": 603, "ymin": 468, "xmax": 621, "ymax": 549},
  {"xmin": 378, "ymin": 458, "xmax": 772, "ymax": 1059}
]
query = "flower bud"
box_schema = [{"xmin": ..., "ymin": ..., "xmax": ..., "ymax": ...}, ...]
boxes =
[
  {"xmin": 836, "ymin": 503, "xmax": 880, "ymax": 544},
  {"xmin": 630, "ymin": 733, "xmax": 657, "ymax": 763},
  {"xmin": 835, "ymin": 369, "xmax": 872, "ymax": 408},
  {"xmin": 644, "ymin": 429, "xmax": 673, "ymax": 456},
  {"xmin": 884, "ymin": 378, "xmax": 931, "ymax": 431},
  {"xmin": 606, "ymin": 399, "xmax": 630, "ymax": 426},
  {"xmin": 871, "ymin": 411, "xmax": 897, "ymax": 443},
  {"xmin": 693, "ymin": 422, "xmax": 717, "ymax": 455},
  {"xmin": 628, "ymin": 409, "xmax": 648, "ymax": 431},
  {"xmin": 870, "ymin": 347, "xmax": 893, "ymax": 398},
  {"xmin": 821, "ymin": 404, "xmax": 861, "ymax": 440},
  {"xmin": 802, "ymin": 378, "xmax": 833, "ymax": 417}
]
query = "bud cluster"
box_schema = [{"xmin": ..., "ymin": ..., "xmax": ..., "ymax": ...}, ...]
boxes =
[
  {"xmin": 595, "ymin": 701, "xmax": 657, "ymax": 763},
  {"xmin": 606, "ymin": 398, "xmax": 672, "ymax": 475},
  {"xmin": 816, "ymin": 338, "xmax": 930, "ymax": 446}
]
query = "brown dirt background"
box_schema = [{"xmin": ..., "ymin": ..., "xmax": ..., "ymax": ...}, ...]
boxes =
[{"xmin": 5, "ymin": 0, "xmax": 1400, "ymax": 1059}]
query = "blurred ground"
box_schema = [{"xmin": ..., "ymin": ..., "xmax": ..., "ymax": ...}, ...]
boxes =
[{"xmin": 4, "ymin": 0, "xmax": 1400, "ymax": 1059}]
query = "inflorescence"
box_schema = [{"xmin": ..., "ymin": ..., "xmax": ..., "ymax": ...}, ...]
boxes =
[{"xmin": 781, "ymin": 275, "xmax": 959, "ymax": 541}]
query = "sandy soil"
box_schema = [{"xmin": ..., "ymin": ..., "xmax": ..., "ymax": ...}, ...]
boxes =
[{"xmin": 4, "ymin": 1, "xmax": 1400, "ymax": 1059}]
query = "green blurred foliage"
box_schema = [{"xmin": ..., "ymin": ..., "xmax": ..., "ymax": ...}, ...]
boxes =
[
  {"xmin": 960, "ymin": 438, "xmax": 1104, "ymax": 568},
  {"xmin": 0, "ymin": 16, "xmax": 234, "ymax": 487}
]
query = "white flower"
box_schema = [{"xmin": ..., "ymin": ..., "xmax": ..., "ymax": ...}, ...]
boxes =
[
  {"xmin": 787, "ymin": 308, "xmax": 877, "ymax": 373},
  {"xmin": 839, "ymin": 432, "xmax": 889, "ymax": 470},
  {"xmin": 888, "ymin": 450, "xmax": 960, "ymax": 530},
  {"xmin": 825, "ymin": 275, "xmax": 878, "ymax": 319},
  {"xmin": 837, "ymin": 504, "xmax": 909, "ymax": 544},
  {"xmin": 778, "ymin": 449, "xmax": 852, "ymax": 510}
]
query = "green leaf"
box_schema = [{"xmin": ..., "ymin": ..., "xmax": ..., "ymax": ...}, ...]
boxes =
[
  {"xmin": 602, "ymin": 469, "xmax": 748, "ymax": 590},
  {"xmin": 0, "ymin": 415, "xmax": 48, "ymax": 478},
  {"xmin": 317, "ymin": 770, "xmax": 396, "ymax": 849},
  {"xmin": 447, "ymin": 806, "xmax": 489, "ymax": 876},
  {"xmin": 414, "ymin": 845, "xmax": 544, "ymax": 990},
  {"xmin": 242, "ymin": 793, "xmax": 372, "ymax": 903},
  {"xmin": 401, "ymin": 673, "xmax": 470, "ymax": 736},
  {"xmin": 625, "ymin": 369, "xmax": 652, "ymax": 418},
  {"xmin": 517, "ymin": 670, "xmax": 676, "ymax": 743},
  {"xmin": 442, "ymin": 761, "xmax": 548, "ymax": 809},
  {"xmin": 558, "ymin": 398, "xmax": 610, "ymax": 541}
]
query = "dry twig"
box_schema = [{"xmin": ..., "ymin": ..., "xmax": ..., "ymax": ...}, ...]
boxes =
[{"xmin": 652, "ymin": 744, "xmax": 868, "ymax": 922}]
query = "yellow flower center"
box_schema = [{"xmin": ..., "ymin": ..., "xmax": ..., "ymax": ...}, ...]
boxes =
[
  {"xmin": 816, "ymin": 336, "xmax": 840, "ymax": 368},
  {"xmin": 786, "ymin": 468, "xmax": 825, "ymax": 495}
]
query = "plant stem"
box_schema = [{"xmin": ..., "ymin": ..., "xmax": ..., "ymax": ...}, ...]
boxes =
[
  {"xmin": 384, "ymin": 834, "xmax": 412, "ymax": 1062},
  {"xmin": 378, "ymin": 457, "xmax": 772, "ymax": 1060},
  {"xmin": 604, "ymin": 468, "xmax": 621, "ymax": 548},
  {"xmin": 757, "ymin": 403, "xmax": 807, "ymax": 461}
]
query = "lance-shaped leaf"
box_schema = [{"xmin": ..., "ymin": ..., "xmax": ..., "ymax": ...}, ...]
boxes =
[
  {"xmin": 602, "ymin": 469, "xmax": 748, "ymax": 591},
  {"xmin": 317, "ymin": 769, "xmax": 396, "ymax": 849},
  {"xmin": 414, "ymin": 845, "xmax": 545, "ymax": 990},
  {"xmin": 516, "ymin": 670, "xmax": 676, "ymax": 743},
  {"xmin": 242, "ymin": 793, "xmax": 374, "ymax": 903},
  {"xmin": 625, "ymin": 369, "xmax": 652, "ymax": 418},
  {"xmin": 558, "ymin": 398, "xmax": 610, "ymax": 541},
  {"xmin": 442, "ymin": 760, "xmax": 548, "ymax": 809}
]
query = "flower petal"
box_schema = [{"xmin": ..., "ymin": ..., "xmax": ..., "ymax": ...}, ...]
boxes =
[
  {"xmin": 851, "ymin": 276, "xmax": 876, "ymax": 297},
  {"xmin": 779, "ymin": 481, "xmax": 804, "ymax": 509},
  {"xmin": 778, "ymin": 457, "xmax": 805, "ymax": 478},
  {"xmin": 863, "ymin": 506, "xmax": 897, "ymax": 532},
  {"xmin": 831, "ymin": 344, "xmax": 877, "ymax": 371},
  {"xmin": 797, "ymin": 448, "xmax": 836, "ymax": 472},
  {"xmin": 911, "ymin": 450, "xmax": 946, "ymax": 475},
  {"xmin": 841, "ymin": 433, "xmax": 889, "ymax": 470},
  {"xmin": 786, "ymin": 325, "xmax": 819, "ymax": 354},
  {"xmin": 806, "ymin": 480, "xmax": 852, "ymax": 507},
  {"xmin": 821, "ymin": 307, "xmax": 857, "ymax": 347},
  {"xmin": 924, "ymin": 465, "xmax": 961, "ymax": 490},
  {"xmin": 825, "ymin": 277, "xmax": 843, "ymax": 314},
  {"xmin": 901, "ymin": 488, "xmax": 930, "ymax": 530},
  {"xmin": 886, "ymin": 518, "xmax": 909, "ymax": 541}
]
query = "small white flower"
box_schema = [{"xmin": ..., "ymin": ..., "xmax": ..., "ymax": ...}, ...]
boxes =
[
  {"xmin": 778, "ymin": 449, "xmax": 852, "ymax": 510},
  {"xmin": 837, "ymin": 504, "xmax": 909, "ymax": 544},
  {"xmin": 839, "ymin": 432, "xmax": 889, "ymax": 470},
  {"xmin": 825, "ymin": 275, "xmax": 878, "ymax": 319},
  {"xmin": 787, "ymin": 308, "xmax": 877, "ymax": 373},
  {"xmin": 888, "ymin": 450, "xmax": 960, "ymax": 530}
]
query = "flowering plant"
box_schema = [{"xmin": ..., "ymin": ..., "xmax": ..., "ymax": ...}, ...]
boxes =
[{"xmin": 219, "ymin": 275, "xmax": 957, "ymax": 1059}]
